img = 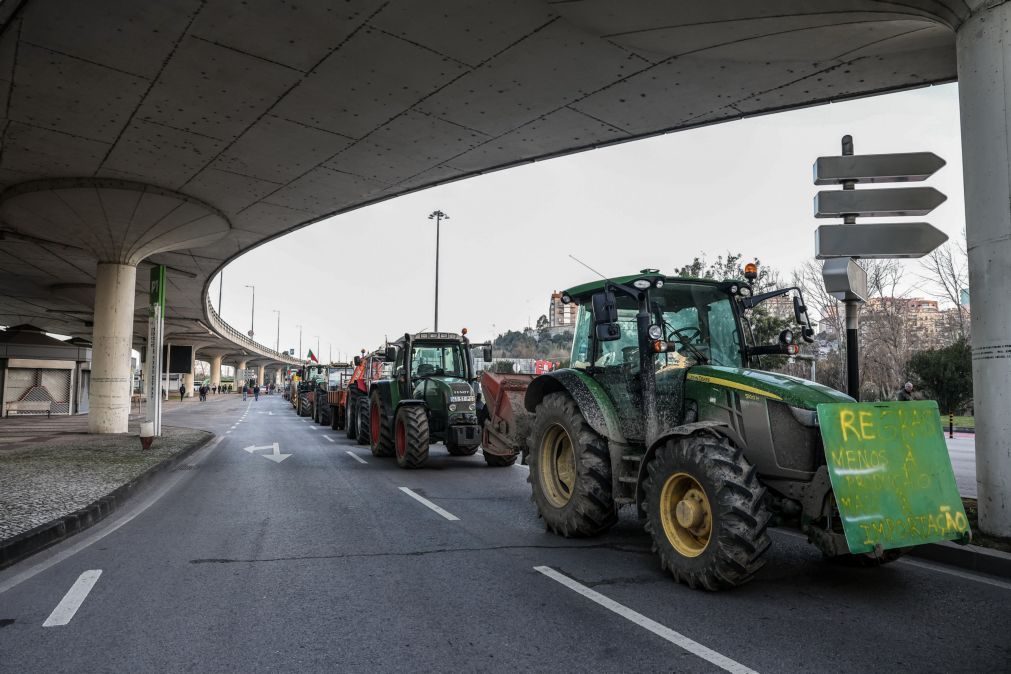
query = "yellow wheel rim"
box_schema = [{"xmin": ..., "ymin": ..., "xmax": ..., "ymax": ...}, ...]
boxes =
[
  {"xmin": 539, "ymin": 423, "xmax": 576, "ymax": 508},
  {"xmin": 659, "ymin": 472, "xmax": 712, "ymax": 558}
]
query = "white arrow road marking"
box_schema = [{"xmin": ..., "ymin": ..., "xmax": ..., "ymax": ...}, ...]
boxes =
[
  {"xmin": 533, "ymin": 567, "xmax": 758, "ymax": 674},
  {"xmin": 43, "ymin": 570, "xmax": 102, "ymax": 627},
  {"xmin": 243, "ymin": 442, "xmax": 291, "ymax": 463},
  {"xmin": 346, "ymin": 451, "xmax": 367, "ymax": 464},
  {"xmin": 399, "ymin": 487, "xmax": 459, "ymax": 521}
]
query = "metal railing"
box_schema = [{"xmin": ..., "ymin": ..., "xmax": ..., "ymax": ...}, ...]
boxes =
[{"xmin": 204, "ymin": 296, "xmax": 301, "ymax": 365}]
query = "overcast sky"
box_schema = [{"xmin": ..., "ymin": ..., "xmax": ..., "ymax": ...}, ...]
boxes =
[{"xmin": 216, "ymin": 83, "xmax": 964, "ymax": 362}]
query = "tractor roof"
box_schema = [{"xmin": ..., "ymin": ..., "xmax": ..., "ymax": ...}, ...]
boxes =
[
  {"xmin": 393, "ymin": 331, "xmax": 467, "ymax": 346},
  {"xmin": 563, "ymin": 271, "xmax": 744, "ymax": 300}
]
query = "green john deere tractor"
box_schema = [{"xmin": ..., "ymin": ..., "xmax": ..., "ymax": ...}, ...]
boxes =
[
  {"xmin": 521, "ymin": 269, "xmax": 969, "ymax": 590},
  {"xmin": 368, "ymin": 331, "xmax": 492, "ymax": 468}
]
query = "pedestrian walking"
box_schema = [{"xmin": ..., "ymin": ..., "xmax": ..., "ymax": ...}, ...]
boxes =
[
  {"xmin": 253, "ymin": 384, "xmax": 260, "ymax": 401},
  {"xmin": 896, "ymin": 381, "xmax": 914, "ymax": 401},
  {"xmin": 242, "ymin": 385, "xmax": 248, "ymax": 401},
  {"xmin": 179, "ymin": 384, "xmax": 186, "ymax": 402}
]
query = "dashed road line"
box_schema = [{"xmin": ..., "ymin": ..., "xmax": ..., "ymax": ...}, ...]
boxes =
[
  {"xmin": 398, "ymin": 487, "xmax": 459, "ymax": 521},
  {"xmin": 533, "ymin": 566, "xmax": 758, "ymax": 674},
  {"xmin": 346, "ymin": 451, "xmax": 367, "ymax": 464},
  {"xmin": 323, "ymin": 436, "xmax": 334, "ymax": 443},
  {"xmin": 42, "ymin": 570, "xmax": 103, "ymax": 627}
]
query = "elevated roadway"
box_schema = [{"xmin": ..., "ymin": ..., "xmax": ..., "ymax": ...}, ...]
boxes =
[{"xmin": 0, "ymin": 2, "xmax": 1009, "ymax": 532}]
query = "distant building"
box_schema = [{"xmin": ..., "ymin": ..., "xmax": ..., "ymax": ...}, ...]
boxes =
[{"xmin": 548, "ymin": 291, "xmax": 576, "ymax": 329}]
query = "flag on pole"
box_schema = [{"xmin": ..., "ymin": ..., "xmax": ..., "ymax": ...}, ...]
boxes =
[{"xmin": 307, "ymin": 349, "xmax": 318, "ymax": 363}]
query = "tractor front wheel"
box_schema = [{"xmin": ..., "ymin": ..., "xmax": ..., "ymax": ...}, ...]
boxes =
[
  {"xmin": 369, "ymin": 391, "xmax": 394, "ymax": 457},
  {"xmin": 395, "ymin": 405, "xmax": 430, "ymax": 469},
  {"xmin": 527, "ymin": 392, "xmax": 617, "ymax": 537},
  {"xmin": 357, "ymin": 397, "xmax": 371, "ymax": 447},
  {"xmin": 643, "ymin": 433, "xmax": 771, "ymax": 591},
  {"xmin": 345, "ymin": 397, "xmax": 358, "ymax": 439}
]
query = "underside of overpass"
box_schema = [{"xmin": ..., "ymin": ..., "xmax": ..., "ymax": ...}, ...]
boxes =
[{"xmin": 1, "ymin": 1, "xmax": 1010, "ymax": 533}]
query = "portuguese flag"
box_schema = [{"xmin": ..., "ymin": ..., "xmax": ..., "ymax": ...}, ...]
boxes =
[{"xmin": 307, "ymin": 349, "xmax": 318, "ymax": 363}]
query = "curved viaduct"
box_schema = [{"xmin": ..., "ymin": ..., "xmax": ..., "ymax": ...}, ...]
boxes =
[{"xmin": 0, "ymin": 1, "xmax": 1009, "ymax": 533}]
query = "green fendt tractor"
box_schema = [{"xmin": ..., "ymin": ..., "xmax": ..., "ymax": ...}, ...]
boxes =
[
  {"xmin": 518, "ymin": 269, "xmax": 969, "ymax": 590},
  {"xmin": 369, "ymin": 331, "xmax": 494, "ymax": 468}
]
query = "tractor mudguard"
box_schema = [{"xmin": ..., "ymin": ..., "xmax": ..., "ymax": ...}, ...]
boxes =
[
  {"xmin": 395, "ymin": 398, "xmax": 426, "ymax": 412},
  {"xmin": 524, "ymin": 369, "xmax": 626, "ymax": 444},
  {"xmin": 633, "ymin": 421, "xmax": 743, "ymax": 511}
]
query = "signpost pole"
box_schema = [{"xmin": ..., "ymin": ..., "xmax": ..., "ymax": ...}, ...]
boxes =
[{"xmin": 839, "ymin": 136, "xmax": 861, "ymax": 401}]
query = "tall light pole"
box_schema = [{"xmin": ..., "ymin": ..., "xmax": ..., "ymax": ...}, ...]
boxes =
[
  {"xmin": 314, "ymin": 335, "xmax": 320, "ymax": 360},
  {"xmin": 296, "ymin": 324, "xmax": 303, "ymax": 360},
  {"xmin": 428, "ymin": 210, "xmax": 449, "ymax": 331},
  {"xmin": 272, "ymin": 310, "xmax": 280, "ymax": 352},
  {"xmin": 244, "ymin": 284, "xmax": 255, "ymax": 337}
]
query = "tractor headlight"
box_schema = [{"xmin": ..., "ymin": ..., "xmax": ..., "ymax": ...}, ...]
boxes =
[
  {"xmin": 655, "ymin": 279, "xmax": 664, "ymax": 288},
  {"xmin": 648, "ymin": 325, "xmax": 663, "ymax": 340},
  {"xmin": 449, "ymin": 404, "xmax": 457, "ymax": 412},
  {"xmin": 633, "ymin": 279, "xmax": 651, "ymax": 290}
]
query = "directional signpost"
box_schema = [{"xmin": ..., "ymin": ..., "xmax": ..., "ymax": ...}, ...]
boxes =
[
  {"xmin": 145, "ymin": 265, "xmax": 166, "ymax": 436},
  {"xmin": 813, "ymin": 136, "xmax": 948, "ymax": 399}
]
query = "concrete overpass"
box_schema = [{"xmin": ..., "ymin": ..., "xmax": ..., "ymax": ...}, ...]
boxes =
[{"xmin": 0, "ymin": 1, "xmax": 1009, "ymax": 534}]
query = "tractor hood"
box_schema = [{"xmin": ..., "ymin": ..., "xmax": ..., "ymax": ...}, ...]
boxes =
[
  {"xmin": 413, "ymin": 376, "xmax": 476, "ymax": 401},
  {"xmin": 687, "ymin": 365, "xmax": 853, "ymax": 410}
]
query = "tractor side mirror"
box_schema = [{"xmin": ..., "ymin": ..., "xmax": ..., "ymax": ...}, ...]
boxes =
[
  {"xmin": 385, "ymin": 346, "xmax": 397, "ymax": 361},
  {"xmin": 353, "ymin": 356, "xmax": 362, "ymax": 367},
  {"xmin": 793, "ymin": 295, "xmax": 815, "ymax": 343},
  {"xmin": 482, "ymin": 346, "xmax": 492, "ymax": 363},
  {"xmin": 591, "ymin": 291, "xmax": 620, "ymax": 342}
]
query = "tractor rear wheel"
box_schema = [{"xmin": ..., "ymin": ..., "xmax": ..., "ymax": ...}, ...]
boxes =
[
  {"xmin": 643, "ymin": 433, "xmax": 771, "ymax": 591},
  {"xmin": 483, "ymin": 451, "xmax": 517, "ymax": 467},
  {"xmin": 356, "ymin": 397, "xmax": 371, "ymax": 446},
  {"xmin": 527, "ymin": 392, "xmax": 617, "ymax": 537},
  {"xmin": 331, "ymin": 403, "xmax": 343, "ymax": 431},
  {"xmin": 395, "ymin": 405, "xmax": 430, "ymax": 469},
  {"xmin": 369, "ymin": 391, "xmax": 394, "ymax": 457},
  {"xmin": 345, "ymin": 397, "xmax": 357, "ymax": 439}
]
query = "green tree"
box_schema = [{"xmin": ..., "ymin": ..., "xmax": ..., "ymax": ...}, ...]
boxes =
[{"xmin": 906, "ymin": 338, "xmax": 973, "ymax": 414}]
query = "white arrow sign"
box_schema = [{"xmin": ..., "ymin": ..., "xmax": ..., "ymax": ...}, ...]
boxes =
[{"xmin": 243, "ymin": 442, "xmax": 291, "ymax": 463}]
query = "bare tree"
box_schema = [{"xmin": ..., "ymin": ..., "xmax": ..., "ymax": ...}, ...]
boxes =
[{"xmin": 918, "ymin": 232, "xmax": 969, "ymax": 340}]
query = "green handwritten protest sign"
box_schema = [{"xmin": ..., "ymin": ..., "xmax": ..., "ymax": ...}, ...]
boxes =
[{"xmin": 816, "ymin": 401, "xmax": 970, "ymax": 554}]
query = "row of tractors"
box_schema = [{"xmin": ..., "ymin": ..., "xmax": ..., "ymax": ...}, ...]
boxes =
[{"xmin": 284, "ymin": 268, "xmax": 970, "ymax": 591}]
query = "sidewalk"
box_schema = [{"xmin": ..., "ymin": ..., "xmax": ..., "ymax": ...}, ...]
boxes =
[{"xmin": 0, "ymin": 413, "xmax": 213, "ymax": 567}]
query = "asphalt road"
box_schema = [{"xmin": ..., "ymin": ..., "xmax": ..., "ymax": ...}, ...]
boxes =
[{"xmin": 1, "ymin": 394, "xmax": 1008, "ymax": 673}]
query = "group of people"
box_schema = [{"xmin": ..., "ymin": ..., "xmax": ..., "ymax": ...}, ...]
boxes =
[{"xmin": 175, "ymin": 383, "xmax": 235, "ymax": 401}]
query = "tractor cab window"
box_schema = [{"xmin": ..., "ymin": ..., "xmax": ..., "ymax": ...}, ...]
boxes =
[
  {"xmin": 571, "ymin": 305, "xmax": 592, "ymax": 369},
  {"xmin": 652, "ymin": 283, "xmax": 743, "ymax": 368},
  {"xmin": 595, "ymin": 304, "xmax": 640, "ymax": 368},
  {"xmin": 411, "ymin": 344, "xmax": 466, "ymax": 378}
]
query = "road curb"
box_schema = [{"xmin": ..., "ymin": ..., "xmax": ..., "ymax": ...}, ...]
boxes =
[
  {"xmin": 909, "ymin": 540, "xmax": 1011, "ymax": 580},
  {"xmin": 0, "ymin": 431, "xmax": 215, "ymax": 570}
]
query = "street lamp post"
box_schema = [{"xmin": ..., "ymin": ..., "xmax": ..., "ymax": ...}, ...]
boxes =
[
  {"xmin": 296, "ymin": 324, "xmax": 303, "ymax": 360},
  {"xmin": 272, "ymin": 310, "xmax": 280, "ymax": 352},
  {"xmin": 428, "ymin": 210, "xmax": 449, "ymax": 331},
  {"xmin": 244, "ymin": 284, "xmax": 255, "ymax": 337},
  {"xmin": 314, "ymin": 336, "xmax": 320, "ymax": 361}
]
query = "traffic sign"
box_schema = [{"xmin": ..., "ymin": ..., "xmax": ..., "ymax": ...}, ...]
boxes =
[
  {"xmin": 814, "ymin": 186, "xmax": 946, "ymax": 218},
  {"xmin": 815, "ymin": 222, "xmax": 948, "ymax": 259},
  {"xmin": 814, "ymin": 152, "xmax": 945, "ymax": 185},
  {"xmin": 822, "ymin": 257, "xmax": 867, "ymax": 302}
]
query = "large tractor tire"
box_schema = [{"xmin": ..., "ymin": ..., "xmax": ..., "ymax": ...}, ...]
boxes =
[
  {"xmin": 330, "ymin": 403, "xmax": 343, "ymax": 431},
  {"xmin": 345, "ymin": 397, "xmax": 358, "ymax": 439},
  {"xmin": 643, "ymin": 432, "xmax": 771, "ymax": 591},
  {"xmin": 297, "ymin": 394, "xmax": 308, "ymax": 416},
  {"xmin": 483, "ymin": 450, "xmax": 517, "ymax": 467},
  {"xmin": 356, "ymin": 398, "xmax": 371, "ymax": 447},
  {"xmin": 369, "ymin": 390, "xmax": 394, "ymax": 457},
  {"xmin": 395, "ymin": 405, "xmax": 430, "ymax": 469},
  {"xmin": 527, "ymin": 392, "xmax": 617, "ymax": 537}
]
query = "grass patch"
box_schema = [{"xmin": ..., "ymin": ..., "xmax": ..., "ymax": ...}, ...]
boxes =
[
  {"xmin": 937, "ymin": 414, "xmax": 974, "ymax": 429},
  {"xmin": 962, "ymin": 498, "xmax": 1011, "ymax": 553}
]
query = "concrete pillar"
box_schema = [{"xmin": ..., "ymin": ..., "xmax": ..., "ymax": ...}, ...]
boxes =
[
  {"xmin": 257, "ymin": 365, "xmax": 265, "ymax": 386},
  {"xmin": 237, "ymin": 360, "xmax": 247, "ymax": 390},
  {"xmin": 957, "ymin": 5, "xmax": 1011, "ymax": 537},
  {"xmin": 182, "ymin": 347, "xmax": 195, "ymax": 397},
  {"xmin": 275, "ymin": 369, "xmax": 282, "ymax": 386},
  {"xmin": 88, "ymin": 263, "xmax": 137, "ymax": 433},
  {"xmin": 211, "ymin": 355, "xmax": 222, "ymax": 390}
]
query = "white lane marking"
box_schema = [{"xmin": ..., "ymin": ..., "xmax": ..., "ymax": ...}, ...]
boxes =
[
  {"xmin": 534, "ymin": 566, "xmax": 757, "ymax": 674},
  {"xmin": 323, "ymin": 436, "xmax": 334, "ymax": 443},
  {"xmin": 0, "ymin": 437, "xmax": 224, "ymax": 595},
  {"xmin": 399, "ymin": 487, "xmax": 459, "ymax": 521},
  {"xmin": 42, "ymin": 569, "xmax": 103, "ymax": 627},
  {"xmin": 898, "ymin": 558, "xmax": 1011, "ymax": 591},
  {"xmin": 346, "ymin": 451, "xmax": 367, "ymax": 464}
]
